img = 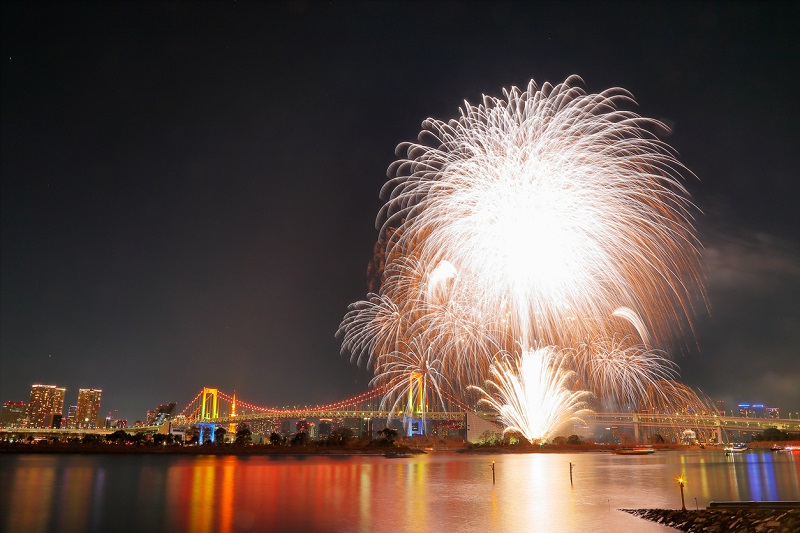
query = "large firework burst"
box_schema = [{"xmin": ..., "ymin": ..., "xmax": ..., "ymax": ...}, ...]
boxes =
[{"xmin": 338, "ymin": 76, "xmax": 708, "ymax": 438}]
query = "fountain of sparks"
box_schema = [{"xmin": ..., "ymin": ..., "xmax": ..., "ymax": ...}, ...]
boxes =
[
  {"xmin": 471, "ymin": 347, "xmax": 592, "ymax": 443},
  {"xmin": 337, "ymin": 76, "xmax": 708, "ymax": 440}
]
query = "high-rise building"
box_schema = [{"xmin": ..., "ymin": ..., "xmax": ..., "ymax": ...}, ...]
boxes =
[
  {"xmin": 66, "ymin": 405, "xmax": 78, "ymax": 429},
  {"xmin": 26, "ymin": 384, "xmax": 66, "ymax": 428},
  {"xmin": 75, "ymin": 389, "xmax": 102, "ymax": 429},
  {"xmin": 0, "ymin": 401, "xmax": 27, "ymax": 428},
  {"xmin": 145, "ymin": 402, "xmax": 176, "ymax": 426}
]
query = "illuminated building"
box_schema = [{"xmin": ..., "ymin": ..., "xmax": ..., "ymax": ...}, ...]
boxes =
[
  {"xmin": 26, "ymin": 384, "xmax": 66, "ymax": 428},
  {"xmin": 738, "ymin": 403, "xmax": 776, "ymax": 419},
  {"xmin": 145, "ymin": 402, "xmax": 176, "ymax": 426},
  {"xmin": 0, "ymin": 401, "xmax": 27, "ymax": 428},
  {"xmin": 66, "ymin": 405, "xmax": 78, "ymax": 429},
  {"xmin": 75, "ymin": 388, "xmax": 102, "ymax": 429}
]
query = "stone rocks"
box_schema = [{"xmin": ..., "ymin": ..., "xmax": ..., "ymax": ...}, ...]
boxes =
[{"xmin": 620, "ymin": 508, "xmax": 800, "ymax": 532}]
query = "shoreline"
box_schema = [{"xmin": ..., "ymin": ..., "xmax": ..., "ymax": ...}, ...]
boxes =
[
  {"xmin": 3, "ymin": 440, "xmax": 798, "ymax": 456},
  {"xmin": 0, "ymin": 442, "xmax": 690, "ymax": 456},
  {"xmin": 0, "ymin": 443, "xmax": 425, "ymax": 456},
  {"xmin": 622, "ymin": 508, "xmax": 800, "ymax": 532}
]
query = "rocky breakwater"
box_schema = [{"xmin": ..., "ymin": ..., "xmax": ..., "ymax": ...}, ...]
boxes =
[{"xmin": 621, "ymin": 508, "xmax": 800, "ymax": 532}]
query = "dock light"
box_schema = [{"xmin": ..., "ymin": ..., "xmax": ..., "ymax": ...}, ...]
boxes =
[{"xmin": 677, "ymin": 476, "xmax": 686, "ymax": 511}]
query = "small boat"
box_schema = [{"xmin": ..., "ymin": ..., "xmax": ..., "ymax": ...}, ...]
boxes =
[
  {"xmin": 724, "ymin": 443, "xmax": 747, "ymax": 453},
  {"xmin": 613, "ymin": 446, "xmax": 655, "ymax": 455},
  {"xmin": 771, "ymin": 444, "xmax": 783, "ymax": 452},
  {"xmin": 384, "ymin": 451, "xmax": 411, "ymax": 458},
  {"xmin": 783, "ymin": 445, "xmax": 799, "ymax": 452}
]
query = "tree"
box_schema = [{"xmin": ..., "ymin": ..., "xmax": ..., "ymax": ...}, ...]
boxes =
[
  {"xmin": 648, "ymin": 434, "xmax": 665, "ymax": 444},
  {"xmin": 328, "ymin": 427, "xmax": 353, "ymax": 446},
  {"xmin": 186, "ymin": 426, "xmax": 200, "ymax": 445},
  {"xmin": 82, "ymin": 433, "xmax": 100, "ymax": 444},
  {"xmin": 107, "ymin": 430, "xmax": 128, "ymax": 443},
  {"xmin": 759, "ymin": 428, "xmax": 785, "ymax": 442},
  {"xmin": 619, "ymin": 433, "xmax": 635, "ymax": 445},
  {"xmin": 291, "ymin": 432, "xmax": 309, "ymax": 446},
  {"xmin": 214, "ymin": 426, "xmax": 227, "ymax": 444},
  {"xmin": 235, "ymin": 424, "xmax": 252, "ymax": 446},
  {"xmin": 552, "ymin": 436, "xmax": 567, "ymax": 446},
  {"xmin": 377, "ymin": 427, "xmax": 398, "ymax": 446},
  {"xmin": 566, "ymin": 434, "xmax": 583, "ymax": 445},
  {"xmin": 477, "ymin": 431, "xmax": 503, "ymax": 446},
  {"xmin": 269, "ymin": 432, "xmax": 285, "ymax": 446}
]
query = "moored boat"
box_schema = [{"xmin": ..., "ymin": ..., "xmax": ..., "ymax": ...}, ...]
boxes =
[
  {"xmin": 724, "ymin": 443, "xmax": 747, "ymax": 453},
  {"xmin": 613, "ymin": 446, "xmax": 655, "ymax": 455}
]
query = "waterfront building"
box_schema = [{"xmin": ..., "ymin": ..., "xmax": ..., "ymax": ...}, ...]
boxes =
[
  {"xmin": 0, "ymin": 401, "xmax": 27, "ymax": 428},
  {"xmin": 766, "ymin": 407, "xmax": 780, "ymax": 419},
  {"xmin": 75, "ymin": 388, "xmax": 102, "ymax": 429},
  {"xmin": 26, "ymin": 384, "xmax": 66, "ymax": 428}
]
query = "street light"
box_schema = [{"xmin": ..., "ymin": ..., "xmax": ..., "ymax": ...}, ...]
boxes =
[{"xmin": 677, "ymin": 476, "xmax": 686, "ymax": 511}]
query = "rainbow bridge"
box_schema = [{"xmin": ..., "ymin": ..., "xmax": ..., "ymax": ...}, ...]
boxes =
[{"xmin": 167, "ymin": 387, "xmax": 800, "ymax": 444}]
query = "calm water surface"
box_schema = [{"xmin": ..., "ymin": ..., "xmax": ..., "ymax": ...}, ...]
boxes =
[{"xmin": 1, "ymin": 449, "xmax": 799, "ymax": 532}]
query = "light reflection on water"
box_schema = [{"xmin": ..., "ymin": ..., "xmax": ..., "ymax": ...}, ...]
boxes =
[{"xmin": 1, "ymin": 450, "xmax": 798, "ymax": 533}]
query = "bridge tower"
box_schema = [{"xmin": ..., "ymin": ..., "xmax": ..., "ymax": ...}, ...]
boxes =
[
  {"xmin": 228, "ymin": 391, "xmax": 237, "ymax": 436},
  {"xmin": 403, "ymin": 372, "xmax": 427, "ymax": 436},
  {"xmin": 198, "ymin": 387, "xmax": 219, "ymax": 444},
  {"xmin": 201, "ymin": 388, "xmax": 219, "ymax": 420}
]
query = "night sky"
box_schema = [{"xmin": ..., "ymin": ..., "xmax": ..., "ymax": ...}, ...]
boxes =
[{"xmin": 2, "ymin": 1, "xmax": 798, "ymax": 423}]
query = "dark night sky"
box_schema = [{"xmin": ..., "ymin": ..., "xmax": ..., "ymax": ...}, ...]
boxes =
[{"xmin": 2, "ymin": 1, "xmax": 798, "ymax": 422}]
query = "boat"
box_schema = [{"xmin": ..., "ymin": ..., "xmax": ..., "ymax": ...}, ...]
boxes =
[
  {"xmin": 384, "ymin": 451, "xmax": 411, "ymax": 458},
  {"xmin": 724, "ymin": 443, "xmax": 747, "ymax": 453},
  {"xmin": 613, "ymin": 446, "xmax": 655, "ymax": 455},
  {"xmin": 771, "ymin": 444, "xmax": 783, "ymax": 452}
]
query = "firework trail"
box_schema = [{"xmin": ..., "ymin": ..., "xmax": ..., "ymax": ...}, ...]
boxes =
[
  {"xmin": 338, "ymin": 76, "xmax": 708, "ymax": 438},
  {"xmin": 370, "ymin": 335, "xmax": 451, "ymax": 432}
]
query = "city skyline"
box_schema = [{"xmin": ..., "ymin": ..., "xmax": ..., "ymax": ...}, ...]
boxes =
[
  {"xmin": 2, "ymin": 2, "xmax": 798, "ymax": 423},
  {"xmin": 2, "ymin": 380, "xmax": 798, "ymax": 431}
]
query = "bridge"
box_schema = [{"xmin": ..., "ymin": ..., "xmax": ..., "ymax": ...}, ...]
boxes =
[
  {"xmin": 168, "ymin": 387, "xmax": 800, "ymax": 444},
  {"xmin": 592, "ymin": 412, "xmax": 800, "ymax": 443}
]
